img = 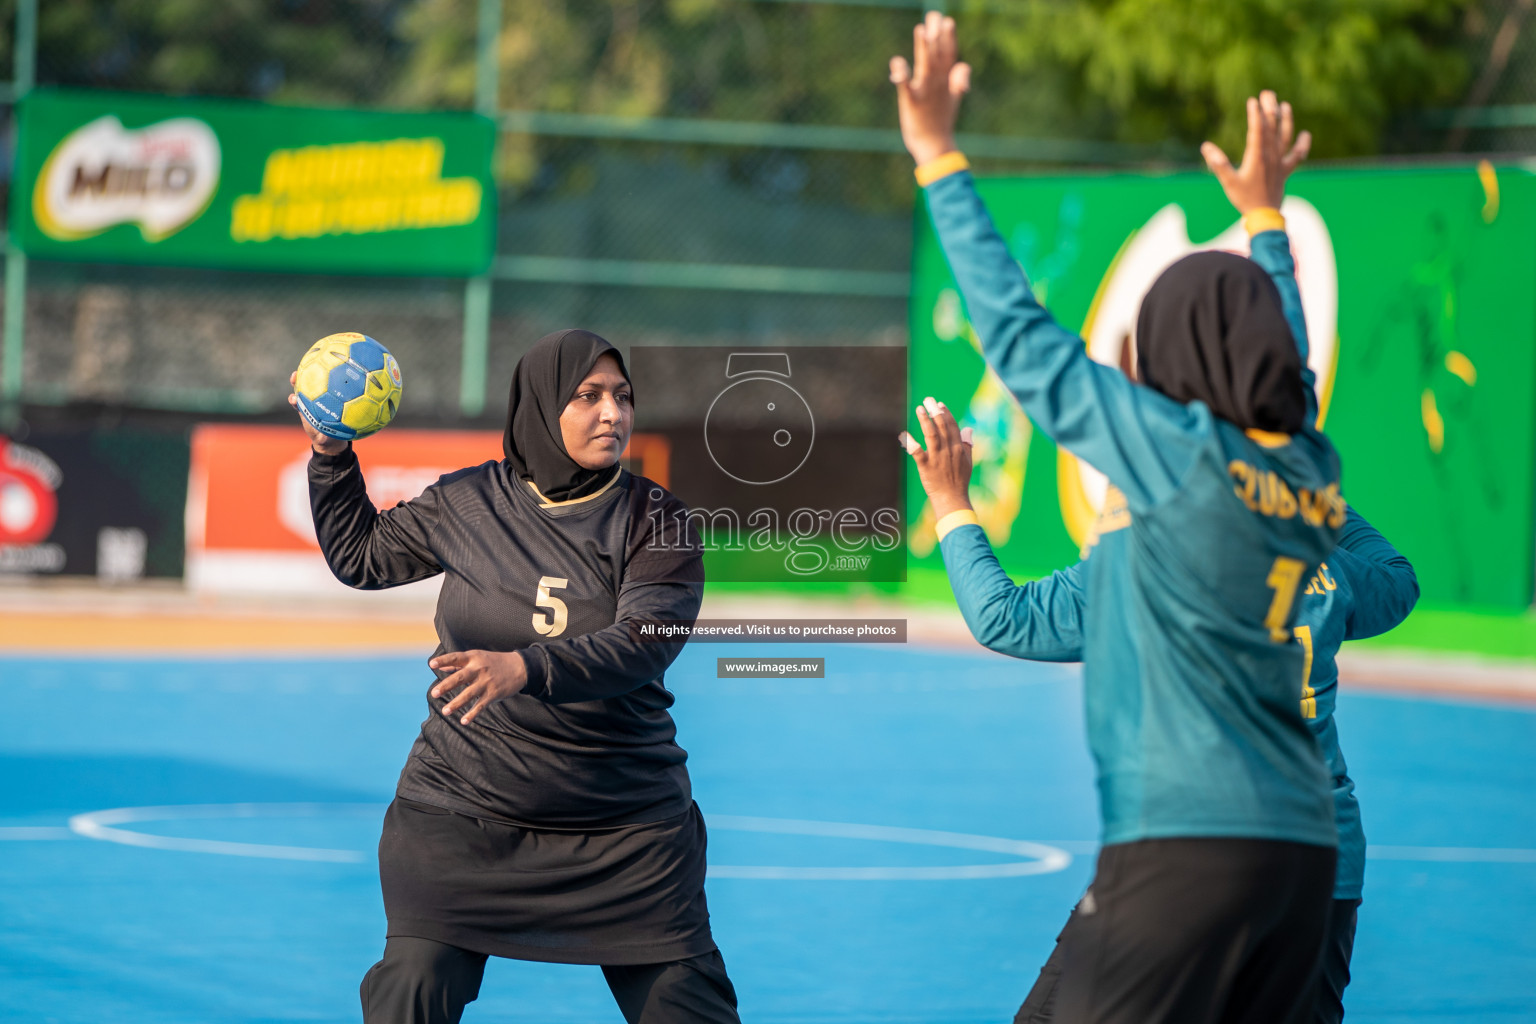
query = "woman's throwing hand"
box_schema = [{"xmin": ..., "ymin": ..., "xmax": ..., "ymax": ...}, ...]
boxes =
[
  {"xmin": 901, "ymin": 396, "xmax": 975, "ymax": 521},
  {"xmin": 429, "ymin": 651, "xmax": 529, "ymax": 726},
  {"xmin": 288, "ymin": 371, "xmax": 350, "ymax": 456}
]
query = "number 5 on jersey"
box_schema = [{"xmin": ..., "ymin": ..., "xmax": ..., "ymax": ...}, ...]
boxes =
[{"xmin": 533, "ymin": 576, "xmax": 569, "ymax": 637}]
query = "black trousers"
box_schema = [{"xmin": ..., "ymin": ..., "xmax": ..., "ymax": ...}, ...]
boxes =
[
  {"xmin": 359, "ymin": 935, "xmax": 740, "ymax": 1024},
  {"xmin": 1014, "ymin": 838, "xmax": 1336, "ymax": 1024}
]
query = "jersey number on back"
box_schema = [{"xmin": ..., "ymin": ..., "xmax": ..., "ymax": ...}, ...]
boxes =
[
  {"xmin": 532, "ymin": 576, "xmax": 569, "ymax": 637},
  {"xmin": 1295, "ymin": 625, "xmax": 1317, "ymax": 719},
  {"xmin": 1263, "ymin": 556, "xmax": 1306, "ymax": 643}
]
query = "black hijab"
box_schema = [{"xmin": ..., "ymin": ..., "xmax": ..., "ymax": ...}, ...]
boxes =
[
  {"xmin": 504, "ymin": 328, "xmax": 630, "ymax": 502},
  {"xmin": 1135, "ymin": 251, "xmax": 1308, "ymax": 434}
]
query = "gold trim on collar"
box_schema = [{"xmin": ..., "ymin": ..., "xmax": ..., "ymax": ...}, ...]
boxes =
[
  {"xmin": 525, "ymin": 468, "xmax": 623, "ymax": 509},
  {"xmin": 1244, "ymin": 428, "xmax": 1293, "ymax": 449}
]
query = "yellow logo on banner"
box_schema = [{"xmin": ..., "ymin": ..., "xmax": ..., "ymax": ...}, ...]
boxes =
[{"xmin": 229, "ymin": 137, "xmax": 482, "ymax": 243}]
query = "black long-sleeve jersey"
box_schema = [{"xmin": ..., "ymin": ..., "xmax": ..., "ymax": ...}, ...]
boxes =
[{"xmin": 309, "ymin": 448, "xmax": 703, "ymax": 829}]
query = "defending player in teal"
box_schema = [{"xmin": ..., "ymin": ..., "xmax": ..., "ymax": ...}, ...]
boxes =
[
  {"xmin": 904, "ymin": 96, "xmax": 1419, "ymax": 1024},
  {"xmin": 893, "ymin": 15, "xmax": 1347, "ymax": 1023}
]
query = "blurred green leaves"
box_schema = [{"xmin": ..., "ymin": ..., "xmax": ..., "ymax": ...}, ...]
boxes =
[
  {"xmin": 969, "ymin": 0, "xmax": 1474, "ymax": 158},
  {"xmin": 6, "ymin": 0, "xmax": 1485, "ymax": 175}
]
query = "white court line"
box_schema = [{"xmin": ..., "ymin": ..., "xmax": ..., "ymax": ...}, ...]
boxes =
[
  {"xmin": 705, "ymin": 815, "xmax": 1073, "ymax": 880},
  {"xmin": 59, "ymin": 803, "xmax": 1071, "ymax": 879},
  {"xmin": 997, "ymin": 841, "xmax": 1536, "ymax": 864},
  {"xmin": 51, "ymin": 805, "xmax": 1536, "ymax": 871},
  {"xmin": 0, "ymin": 826, "xmax": 76, "ymax": 840},
  {"xmin": 68, "ymin": 803, "xmax": 379, "ymax": 864},
  {"xmin": 1369, "ymin": 845, "xmax": 1536, "ymax": 863}
]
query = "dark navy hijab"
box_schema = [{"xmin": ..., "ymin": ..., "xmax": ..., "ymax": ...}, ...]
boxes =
[
  {"xmin": 503, "ymin": 329, "xmax": 630, "ymax": 502},
  {"xmin": 1136, "ymin": 251, "xmax": 1308, "ymax": 434}
]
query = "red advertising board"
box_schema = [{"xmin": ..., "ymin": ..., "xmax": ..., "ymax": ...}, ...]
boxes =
[
  {"xmin": 186, "ymin": 424, "xmax": 500, "ymax": 594},
  {"xmin": 186, "ymin": 424, "xmax": 670, "ymax": 595}
]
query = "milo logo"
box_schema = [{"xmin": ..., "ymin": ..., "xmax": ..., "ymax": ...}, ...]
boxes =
[{"xmin": 33, "ymin": 114, "xmax": 222, "ymax": 242}]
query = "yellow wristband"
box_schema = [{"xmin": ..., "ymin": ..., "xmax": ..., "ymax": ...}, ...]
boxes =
[
  {"xmin": 1243, "ymin": 207, "xmax": 1286, "ymax": 236},
  {"xmin": 915, "ymin": 151, "xmax": 971, "ymax": 187},
  {"xmin": 935, "ymin": 508, "xmax": 981, "ymax": 542}
]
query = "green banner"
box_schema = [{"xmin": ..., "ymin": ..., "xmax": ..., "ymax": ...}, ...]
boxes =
[
  {"xmin": 910, "ymin": 165, "xmax": 1536, "ymax": 609},
  {"xmin": 11, "ymin": 89, "xmax": 496, "ymax": 275}
]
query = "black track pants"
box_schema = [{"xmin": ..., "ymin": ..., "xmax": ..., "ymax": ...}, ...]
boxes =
[
  {"xmin": 359, "ymin": 935, "xmax": 740, "ymax": 1024},
  {"xmin": 1017, "ymin": 838, "xmax": 1335, "ymax": 1024}
]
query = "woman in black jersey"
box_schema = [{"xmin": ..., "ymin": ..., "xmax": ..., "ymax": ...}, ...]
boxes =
[{"xmin": 289, "ymin": 329, "xmax": 738, "ymax": 1024}]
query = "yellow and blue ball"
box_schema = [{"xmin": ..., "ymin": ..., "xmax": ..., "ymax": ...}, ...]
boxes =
[{"xmin": 294, "ymin": 333, "xmax": 402, "ymax": 441}]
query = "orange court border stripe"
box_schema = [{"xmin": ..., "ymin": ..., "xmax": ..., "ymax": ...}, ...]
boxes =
[{"xmin": 0, "ymin": 611, "xmax": 439, "ymax": 654}]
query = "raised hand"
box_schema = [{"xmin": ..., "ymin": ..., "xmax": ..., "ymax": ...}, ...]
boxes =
[
  {"xmin": 1201, "ymin": 90, "xmax": 1312, "ymax": 215},
  {"xmin": 429, "ymin": 649, "xmax": 529, "ymax": 726},
  {"xmin": 900, "ymin": 396, "xmax": 975, "ymax": 521},
  {"xmin": 889, "ymin": 11, "xmax": 972, "ymax": 165}
]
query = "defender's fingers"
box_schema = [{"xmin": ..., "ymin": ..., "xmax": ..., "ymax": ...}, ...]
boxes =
[
  {"xmin": 898, "ymin": 431, "xmax": 923, "ymax": 456},
  {"xmin": 936, "ymin": 16, "xmax": 958, "ymax": 68},
  {"xmin": 960, "ymin": 426, "xmax": 974, "ymax": 446},
  {"xmin": 1259, "ymin": 90, "xmax": 1280, "ymax": 158},
  {"xmin": 1279, "ymin": 100, "xmax": 1295, "ymax": 151},
  {"xmin": 289, "ymin": 371, "xmax": 297, "ymax": 386},
  {"xmin": 1242, "ymin": 97, "xmax": 1263, "ymax": 169},
  {"xmin": 1201, "ymin": 141, "xmax": 1235, "ymax": 180},
  {"xmin": 911, "ymin": 23, "xmax": 929, "ymax": 88},
  {"xmin": 929, "ymin": 401, "xmax": 962, "ymax": 445},
  {"xmin": 950, "ymin": 62, "xmax": 971, "ymax": 96},
  {"xmin": 1282, "ymin": 130, "xmax": 1312, "ymax": 172},
  {"xmin": 915, "ymin": 404, "xmax": 941, "ymax": 449},
  {"xmin": 889, "ymin": 56, "xmax": 911, "ymax": 85}
]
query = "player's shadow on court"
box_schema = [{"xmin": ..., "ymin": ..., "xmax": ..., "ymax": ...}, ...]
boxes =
[{"xmin": 0, "ymin": 753, "xmax": 379, "ymax": 816}]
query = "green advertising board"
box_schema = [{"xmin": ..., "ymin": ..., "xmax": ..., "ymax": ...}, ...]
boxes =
[
  {"xmin": 910, "ymin": 165, "xmax": 1536, "ymax": 609},
  {"xmin": 11, "ymin": 89, "xmax": 496, "ymax": 275}
]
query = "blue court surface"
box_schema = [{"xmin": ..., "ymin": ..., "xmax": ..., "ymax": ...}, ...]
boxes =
[{"xmin": 2, "ymin": 644, "xmax": 1534, "ymax": 1023}]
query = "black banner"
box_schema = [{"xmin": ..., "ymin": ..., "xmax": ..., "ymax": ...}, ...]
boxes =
[{"xmin": 0, "ymin": 427, "xmax": 190, "ymax": 580}]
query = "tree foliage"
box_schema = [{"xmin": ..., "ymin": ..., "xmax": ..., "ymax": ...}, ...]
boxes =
[
  {"xmin": 7, "ymin": 0, "xmax": 1487, "ymax": 174},
  {"xmin": 972, "ymin": 0, "xmax": 1475, "ymax": 158},
  {"xmin": 25, "ymin": 0, "xmax": 409, "ymax": 106}
]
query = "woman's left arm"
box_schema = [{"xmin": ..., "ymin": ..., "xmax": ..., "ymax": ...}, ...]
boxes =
[
  {"xmin": 518, "ymin": 569, "xmax": 704, "ymax": 705},
  {"xmin": 433, "ymin": 498, "xmax": 705, "ymax": 723}
]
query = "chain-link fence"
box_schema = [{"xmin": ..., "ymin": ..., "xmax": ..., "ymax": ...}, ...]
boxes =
[{"xmin": 0, "ymin": 0, "xmax": 1531, "ymax": 429}]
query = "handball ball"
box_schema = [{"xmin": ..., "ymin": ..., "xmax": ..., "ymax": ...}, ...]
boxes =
[{"xmin": 294, "ymin": 333, "xmax": 402, "ymax": 440}]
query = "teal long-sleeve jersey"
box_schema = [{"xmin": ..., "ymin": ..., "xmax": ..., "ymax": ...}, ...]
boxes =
[
  {"xmin": 940, "ymin": 510, "xmax": 1417, "ymax": 897},
  {"xmin": 924, "ymin": 167, "xmax": 1346, "ymax": 848},
  {"xmin": 935, "ymin": 221, "xmax": 1419, "ymax": 895}
]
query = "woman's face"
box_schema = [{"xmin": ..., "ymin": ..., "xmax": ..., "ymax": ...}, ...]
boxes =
[{"xmin": 559, "ymin": 352, "xmax": 633, "ymax": 470}]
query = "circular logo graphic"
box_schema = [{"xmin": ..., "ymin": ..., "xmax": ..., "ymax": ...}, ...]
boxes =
[
  {"xmin": 704, "ymin": 377, "xmax": 815, "ymax": 485},
  {"xmin": 0, "ymin": 452, "xmax": 59, "ymax": 546}
]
